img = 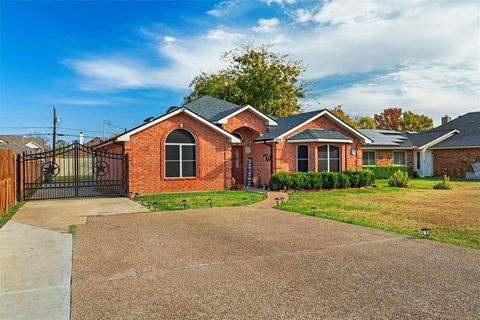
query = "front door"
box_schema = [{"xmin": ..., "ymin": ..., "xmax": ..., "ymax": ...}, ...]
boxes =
[
  {"xmin": 232, "ymin": 146, "xmax": 244, "ymax": 185},
  {"xmin": 423, "ymin": 150, "xmax": 433, "ymax": 177}
]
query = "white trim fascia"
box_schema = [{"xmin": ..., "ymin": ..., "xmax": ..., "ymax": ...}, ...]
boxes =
[
  {"xmin": 429, "ymin": 145, "xmax": 480, "ymax": 150},
  {"xmin": 417, "ymin": 130, "xmax": 460, "ymax": 149},
  {"xmin": 362, "ymin": 146, "xmax": 415, "ymax": 150},
  {"xmin": 273, "ymin": 110, "xmax": 373, "ymax": 143},
  {"xmin": 287, "ymin": 138, "xmax": 353, "ymax": 143},
  {"xmin": 116, "ymin": 108, "xmax": 241, "ymax": 143},
  {"xmin": 215, "ymin": 105, "xmax": 277, "ymax": 126}
]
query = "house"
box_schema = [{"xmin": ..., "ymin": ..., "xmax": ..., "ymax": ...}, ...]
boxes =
[
  {"xmin": 360, "ymin": 112, "xmax": 480, "ymax": 178},
  {"xmin": 96, "ymin": 96, "xmax": 371, "ymax": 193},
  {"xmin": 0, "ymin": 135, "xmax": 45, "ymax": 153}
]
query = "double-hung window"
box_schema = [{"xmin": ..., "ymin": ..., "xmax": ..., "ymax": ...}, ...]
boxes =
[
  {"xmin": 318, "ymin": 145, "xmax": 341, "ymax": 172},
  {"xmin": 362, "ymin": 151, "xmax": 376, "ymax": 166},
  {"xmin": 393, "ymin": 151, "xmax": 406, "ymax": 166},
  {"xmin": 297, "ymin": 145, "xmax": 309, "ymax": 172},
  {"xmin": 165, "ymin": 129, "xmax": 197, "ymax": 178}
]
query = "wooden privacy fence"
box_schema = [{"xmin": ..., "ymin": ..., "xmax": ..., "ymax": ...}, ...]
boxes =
[{"xmin": 0, "ymin": 149, "xmax": 19, "ymax": 214}]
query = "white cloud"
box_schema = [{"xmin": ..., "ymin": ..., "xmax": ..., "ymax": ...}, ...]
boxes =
[
  {"xmin": 253, "ymin": 18, "xmax": 280, "ymax": 33},
  {"xmin": 264, "ymin": 0, "xmax": 296, "ymax": 6},
  {"xmin": 66, "ymin": 0, "xmax": 479, "ymax": 117},
  {"xmin": 56, "ymin": 98, "xmax": 112, "ymax": 106},
  {"xmin": 207, "ymin": 9, "xmax": 222, "ymax": 17},
  {"xmin": 163, "ymin": 36, "xmax": 177, "ymax": 44},
  {"xmin": 294, "ymin": 9, "xmax": 314, "ymax": 23}
]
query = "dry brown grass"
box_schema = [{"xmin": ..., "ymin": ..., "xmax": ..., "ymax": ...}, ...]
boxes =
[{"xmin": 279, "ymin": 179, "xmax": 480, "ymax": 249}]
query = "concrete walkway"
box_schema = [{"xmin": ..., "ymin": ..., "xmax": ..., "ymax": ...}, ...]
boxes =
[{"xmin": 0, "ymin": 198, "xmax": 149, "ymax": 320}]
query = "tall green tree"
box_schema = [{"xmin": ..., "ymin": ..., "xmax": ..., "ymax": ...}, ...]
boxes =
[
  {"xmin": 374, "ymin": 107, "xmax": 403, "ymax": 130},
  {"xmin": 358, "ymin": 116, "xmax": 377, "ymax": 129},
  {"xmin": 400, "ymin": 111, "xmax": 434, "ymax": 132},
  {"xmin": 329, "ymin": 105, "xmax": 358, "ymax": 128},
  {"xmin": 184, "ymin": 44, "xmax": 307, "ymax": 117}
]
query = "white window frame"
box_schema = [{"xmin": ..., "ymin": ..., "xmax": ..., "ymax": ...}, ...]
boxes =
[
  {"xmin": 318, "ymin": 145, "xmax": 341, "ymax": 172},
  {"xmin": 296, "ymin": 145, "xmax": 309, "ymax": 172},
  {"xmin": 393, "ymin": 151, "xmax": 407, "ymax": 166},
  {"xmin": 362, "ymin": 151, "xmax": 376, "ymax": 167},
  {"xmin": 164, "ymin": 129, "xmax": 198, "ymax": 178}
]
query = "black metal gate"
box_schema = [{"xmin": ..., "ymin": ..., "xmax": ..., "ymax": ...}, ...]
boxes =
[{"xmin": 23, "ymin": 142, "xmax": 126, "ymax": 200}]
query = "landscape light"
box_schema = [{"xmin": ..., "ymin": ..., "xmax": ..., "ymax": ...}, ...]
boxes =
[
  {"xmin": 242, "ymin": 197, "xmax": 247, "ymax": 205},
  {"xmin": 421, "ymin": 228, "xmax": 431, "ymax": 238},
  {"xmin": 275, "ymin": 197, "xmax": 280, "ymax": 205},
  {"xmin": 288, "ymin": 193, "xmax": 292, "ymax": 200},
  {"xmin": 311, "ymin": 207, "xmax": 317, "ymax": 216},
  {"xmin": 207, "ymin": 198, "xmax": 212, "ymax": 208},
  {"xmin": 251, "ymin": 195, "xmax": 255, "ymax": 204},
  {"xmin": 263, "ymin": 191, "xmax": 268, "ymax": 199},
  {"xmin": 280, "ymin": 197, "xmax": 284, "ymax": 203},
  {"xmin": 182, "ymin": 199, "xmax": 187, "ymax": 210},
  {"xmin": 140, "ymin": 196, "xmax": 144, "ymax": 205}
]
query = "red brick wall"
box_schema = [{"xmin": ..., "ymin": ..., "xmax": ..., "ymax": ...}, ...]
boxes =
[
  {"xmin": 367, "ymin": 150, "xmax": 414, "ymax": 167},
  {"xmin": 274, "ymin": 115, "xmax": 363, "ymax": 172},
  {"xmin": 432, "ymin": 148, "xmax": 480, "ymax": 178},
  {"xmin": 124, "ymin": 113, "xmax": 232, "ymax": 194},
  {"xmin": 222, "ymin": 109, "xmax": 268, "ymax": 134}
]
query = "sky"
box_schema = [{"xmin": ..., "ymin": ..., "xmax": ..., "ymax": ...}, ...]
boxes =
[{"xmin": 1, "ymin": 0, "xmax": 479, "ymax": 143}]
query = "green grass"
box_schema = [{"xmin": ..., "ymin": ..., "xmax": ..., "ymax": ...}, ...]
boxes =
[
  {"xmin": 141, "ymin": 190, "xmax": 264, "ymax": 211},
  {"xmin": 68, "ymin": 224, "xmax": 77, "ymax": 236},
  {"xmin": 278, "ymin": 178, "xmax": 480, "ymax": 250},
  {"xmin": 0, "ymin": 201, "xmax": 25, "ymax": 229}
]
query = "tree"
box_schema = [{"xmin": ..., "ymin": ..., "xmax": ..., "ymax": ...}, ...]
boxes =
[
  {"xmin": 358, "ymin": 116, "xmax": 377, "ymax": 129},
  {"xmin": 55, "ymin": 139, "xmax": 68, "ymax": 149},
  {"xmin": 184, "ymin": 43, "xmax": 307, "ymax": 117},
  {"xmin": 374, "ymin": 107, "xmax": 402, "ymax": 130},
  {"xmin": 329, "ymin": 105, "xmax": 358, "ymax": 128},
  {"xmin": 400, "ymin": 111, "xmax": 433, "ymax": 132}
]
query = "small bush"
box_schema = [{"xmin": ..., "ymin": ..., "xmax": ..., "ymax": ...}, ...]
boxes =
[
  {"xmin": 388, "ymin": 170, "xmax": 410, "ymax": 188},
  {"xmin": 368, "ymin": 166, "xmax": 414, "ymax": 179},
  {"xmin": 269, "ymin": 170, "xmax": 374, "ymax": 191},
  {"xmin": 433, "ymin": 175, "xmax": 452, "ymax": 190}
]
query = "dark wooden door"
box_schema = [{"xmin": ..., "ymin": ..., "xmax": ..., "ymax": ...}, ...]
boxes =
[{"xmin": 231, "ymin": 146, "xmax": 244, "ymax": 185}]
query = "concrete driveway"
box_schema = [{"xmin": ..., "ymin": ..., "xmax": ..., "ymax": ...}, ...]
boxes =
[
  {"xmin": 0, "ymin": 198, "xmax": 148, "ymax": 320},
  {"xmin": 71, "ymin": 197, "xmax": 480, "ymax": 319}
]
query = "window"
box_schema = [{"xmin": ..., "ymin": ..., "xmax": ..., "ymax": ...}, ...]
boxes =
[
  {"xmin": 416, "ymin": 152, "xmax": 420, "ymax": 170},
  {"xmin": 165, "ymin": 129, "xmax": 197, "ymax": 178},
  {"xmin": 297, "ymin": 145, "xmax": 309, "ymax": 172},
  {"xmin": 232, "ymin": 132, "xmax": 242, "ymax": 143},
  {"xmin": 318, "ymin": 145, "xmax": 341, "ymax": 172},
  {"xmin": 362, "ymin": 151, "xmax": 376, "ymax": 166},
  {"xmin": 393, "ymin": 151, "xmax": 406, "ymax": 166}
]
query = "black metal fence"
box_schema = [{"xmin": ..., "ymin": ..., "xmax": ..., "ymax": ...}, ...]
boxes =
[{"xmin": 23, "ymin": 142, "xmax": 126, "ymax": 200}]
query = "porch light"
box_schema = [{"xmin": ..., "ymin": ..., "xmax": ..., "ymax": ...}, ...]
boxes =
[
  {"xmin": 207, "ymin": 198, "xmax": 212, "ymax": 208},
  {"xmin": 421, "ymin": 228, "xmax": 431, "ymax": 239},
  {"xmin": 311, "ymin": 207, "xmax": 317, "ymax": 216},
  {"xmin": 182, "ymin": 199, "xmax": 187, "ymax": 210},
  {"xmin": 242, "ymin": 197, "xmax": 247, "ymax": 205},
  {"xmin": 251, "ymin": 195, "xmax": 255, "ymax": 204},
  {"xmin": 275, "ymin": 197, "xmax": 280, "ymax": 205}
]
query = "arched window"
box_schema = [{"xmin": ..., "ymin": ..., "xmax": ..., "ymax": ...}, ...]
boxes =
[
  {"xmin": 297, "ymin": 145, "xmax": 309, "ymax": 172},
  {"xmin": 318, "ymin": 145, "xmax": 341, "ymax": 172},
  {"xmin": 232, "ymin": 132, "xmax": 243, "ymax": 143},
  {"xmin": 165, "ymin": 129, "xmax": 196, "ymax": 178}
]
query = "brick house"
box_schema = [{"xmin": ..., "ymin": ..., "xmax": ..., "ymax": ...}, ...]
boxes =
[
  {"xmin": 95, "ymin": 96, "xmax": 372, "ymax": 193},
  {"xmin": 359, "ymin": 112, "xmax": 480, "ymax": 178}
]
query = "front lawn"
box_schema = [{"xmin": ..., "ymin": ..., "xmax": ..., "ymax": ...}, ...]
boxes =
[
  {"xmin": 278, "ymin": 179, "xmax": 480, "ymax": 250},
  {"xmin": 141, "ymin": 190, "xmax": 264, "ymax": 211},
  {"xmin": 0, "ymin": 201, "xmax": 25, "ymax": 229}
]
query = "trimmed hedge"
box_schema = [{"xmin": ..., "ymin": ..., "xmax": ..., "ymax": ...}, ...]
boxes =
[
  {"xmin": 367, "ymin": 166, "xmax": 414, "ymax": 179},
  {"xmin": 269, "ymin": 170, "xmax": 375, "ymax": 191}
]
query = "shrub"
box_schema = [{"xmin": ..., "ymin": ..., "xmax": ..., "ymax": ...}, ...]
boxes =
[
  {"xmin": 388, "ymin": 170, "xmax": 410, "ymax": 188},
  {"xmin": 269, "ymin": 170, "xmax": 374, "ymax": 191},
  {"xmin": 433, "ymin": 175, "xmax": 452, "ymax": 190},
  {"xmin": 368, "ymin": 166, "xmax": 414, "ymax": 179}
]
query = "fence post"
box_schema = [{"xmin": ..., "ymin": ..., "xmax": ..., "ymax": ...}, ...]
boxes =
[
  {"xmin": 5, "ymin": 179, "xmax": 9, "ymax": 213},
  {"xmin": 13, "ymin": 154, "xmax": 17, "ymax": 205}
]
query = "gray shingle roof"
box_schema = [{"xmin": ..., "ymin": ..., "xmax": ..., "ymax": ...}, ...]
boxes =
[
  {"xmin": 182, "ymin": 96, "xmax": 241, "ymax": 122},
  {"xmin": 287, "ymin": 129, "xmax": 351, "ymax": 141},
  {"xmin": 430, "ymin": 112, "xmax": 480, "ymax": 148},
  {"xmin": 404, "ymin": 130, "xmax": 455, "ymax": 148},
  {"xmin": 256, "ymin": 110, "xmax": 326, "ymax": 140}
]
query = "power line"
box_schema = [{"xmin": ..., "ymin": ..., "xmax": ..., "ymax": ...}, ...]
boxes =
[{"xmin": 0, "ymin": 126, "xmax": 117, "ymax": 135}]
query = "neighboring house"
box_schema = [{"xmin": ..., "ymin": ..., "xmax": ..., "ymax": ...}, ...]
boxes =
[
  {"xmin": 360, "ymin": 112, "xmax": 480, "ymax": 178},
  {"xmin": 96, "ymin": 96, "xmax": 371, "ymax": 193},
  {"xmin": 0, "ymin": 135, "xmax": 45, "ymax": 153}
]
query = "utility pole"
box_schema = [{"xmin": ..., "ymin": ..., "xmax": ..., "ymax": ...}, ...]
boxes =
[{"xmin": 52, "ymin": 106, "xmax": 57, "ymax": 164}]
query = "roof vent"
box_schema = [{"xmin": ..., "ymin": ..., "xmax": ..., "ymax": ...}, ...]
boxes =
[
  {"xmin": 167, "ymin": 106, "xmax": 179, "ymax": 113},
  {"xmin": 143, "ymin": 116, "xmax": 155, "ymax": 123}
]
